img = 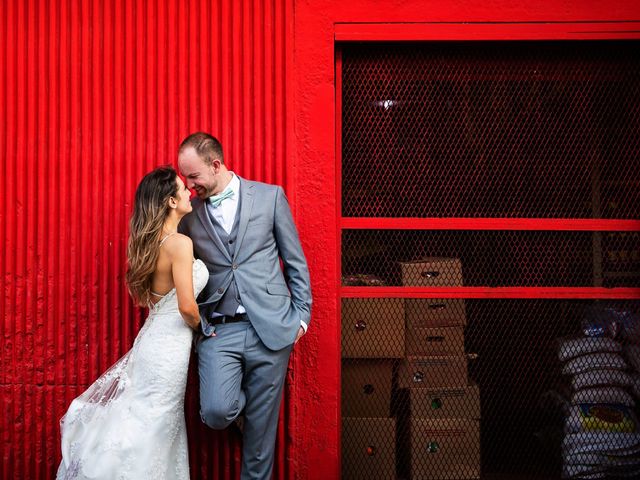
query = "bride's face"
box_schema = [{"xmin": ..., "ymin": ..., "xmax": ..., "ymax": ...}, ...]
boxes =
[{"xmin": 173, "ymin": 177, "xmax": 193, "ymax": 215}]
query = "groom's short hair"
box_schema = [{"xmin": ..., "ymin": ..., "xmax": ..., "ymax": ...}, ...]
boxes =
[{"xmin": 179, "ymin": 132, "xmax": 225, "ymax": 165}]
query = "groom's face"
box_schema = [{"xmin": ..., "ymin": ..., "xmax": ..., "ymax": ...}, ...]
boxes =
[{"xmin": 178, "ymin": 147, "xmax": 221, "ymax": 200}]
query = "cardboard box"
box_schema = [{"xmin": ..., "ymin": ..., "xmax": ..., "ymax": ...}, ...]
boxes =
[
  {"xmin": 406, "ymin": 326, "xmax": 465, "ymax": 356},
  {"xmin": 410, "ymin": 418, "xmax": 480, "ymax": 479},
  {"xmin": 342, "ymin": 298, "xmax": 405, "ymax": 358},
  {"xmin": 398, "ymin": 356, "xmax": 467, "ymax": 389},
  {"xmin": 410, "ymin": 383, "xmax": 480, "ymax": 419},
  {"xmin": 342, "ymin": 417, "xmax": 396, "ymax": 480},
  {"xmin": 400, "ymin": 257, "xmax": 463, "ymax": 287},
  {"xmin": 342, "ymin": 359, "xmax": 394, "ymax": 417},
  {"xmin": 406, "ymin": 298, "xmax": 467, "ymax": 328}
]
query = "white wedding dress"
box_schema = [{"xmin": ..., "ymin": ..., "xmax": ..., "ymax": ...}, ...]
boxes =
[{"xmin": 57, "ymin": 259, "xmax": 209, "ymax": 480}]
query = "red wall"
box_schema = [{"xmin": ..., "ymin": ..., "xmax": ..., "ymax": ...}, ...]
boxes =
[
  {"xmin": 0, "ymin": 0, "xmax": 295, "ymax": 478},
  {"xmin": 2, "ymin": 1, "xmax": 640, "ymax": 479}
]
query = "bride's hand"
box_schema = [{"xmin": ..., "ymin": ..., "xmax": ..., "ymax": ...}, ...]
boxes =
[{"xmin": 198, "ymin": 319, "xmax": 217, "ymax": 337}]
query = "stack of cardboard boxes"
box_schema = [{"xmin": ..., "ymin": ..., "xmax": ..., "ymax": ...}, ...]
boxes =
[
  {"xmin": 399, "ymin": 258, "xmax": 481, "ymax": 480},
  {"xmin": 341, "ymin": 257, "xmax": 480, "ymax": 479},
  {"xmin": 342, "ymin": 297, "xmax": 405, "ymax": 479}
]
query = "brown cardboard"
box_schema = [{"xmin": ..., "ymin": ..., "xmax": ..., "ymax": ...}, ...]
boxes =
[
  {"xmin": 342, "ymin": 359, "xmax": 394, "ymax": 417},
  {"xmin": 398, "ymin": 356, "xmax": 467, "ymax": 389},
  {"xmin": 406, "ymin": 298, "xmax": 467, "ymax": 328},
  {"xmin": 410, "ymin": 383, "xmax": 480, "ymax": 419},
  {"xmin": 342, "ymin": 417, "xmax": 396, "ymax": 480},
  {"xmin": 399, "ymin": 257, "xmax": 463, "ymax": 287},
  {"xmin": 410, "ymin": 418, "xmax": 480, "ymax": 479},
  {"xmin": 406, "ymin": 326, "xmax": 465, "ymax": 356},
  {"xmin": 341, "ymin": 298, "xmax": 405, "ymax": 358}
]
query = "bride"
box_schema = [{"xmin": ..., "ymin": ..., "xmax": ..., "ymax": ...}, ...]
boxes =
[{"xmin": 57, "ymin": 166, "xmax": 209, "ymax": 479}]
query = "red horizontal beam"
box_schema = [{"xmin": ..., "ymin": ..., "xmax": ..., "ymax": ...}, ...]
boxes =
[
  {"xmin": 341, "ymin": 217, "xmax": 640, "ymax": 231},
  {"xmin": 335, "ymin": 22, "xmax": 640, "ymax": 41},
  {"xmin": 341, "ymin": 286, "xmax": 640, "ymax": 299}
]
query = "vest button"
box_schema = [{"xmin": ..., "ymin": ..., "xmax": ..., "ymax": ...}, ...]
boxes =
[
  {"xmin": 217, "ymin": 288, "xmax": 224, "ymax": 294},
  {"xmin": 229, "ymin": 239, "xmax": 234, "ymax": 244}
]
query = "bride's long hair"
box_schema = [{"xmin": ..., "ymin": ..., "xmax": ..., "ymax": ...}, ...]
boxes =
[{"xmin": 126, "ymin": 166, "xmax": 178, "ymax": 306}]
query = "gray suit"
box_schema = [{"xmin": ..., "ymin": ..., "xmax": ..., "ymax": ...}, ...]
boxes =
[{"xmin": 179, "ymin": 176, "xmax": 312, "ymax": 480}]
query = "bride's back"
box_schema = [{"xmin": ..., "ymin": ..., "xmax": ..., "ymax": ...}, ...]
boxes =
[{"xmin": 150, "ymin": 233, "xmax": 182, "ymax": 301}]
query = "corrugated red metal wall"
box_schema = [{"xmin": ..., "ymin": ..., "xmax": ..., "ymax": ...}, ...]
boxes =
[{"xmin": 0, "ymin": 0, "xmax": 295, "ymax": 478}]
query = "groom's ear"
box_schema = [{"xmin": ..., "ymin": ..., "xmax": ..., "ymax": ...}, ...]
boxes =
[{"xmin": 210, "ymin": 158, "xmax": 222, "ymax": 172}]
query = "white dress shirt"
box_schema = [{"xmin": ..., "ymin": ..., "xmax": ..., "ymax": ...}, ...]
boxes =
[{"xmin": 207, "ymin": 173, "xmax": 240, "ymax": 235}]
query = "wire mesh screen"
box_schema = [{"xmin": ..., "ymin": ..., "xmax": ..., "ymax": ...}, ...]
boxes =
[
  {"xmin": 342, "ymin": 230, "xmax": 640, "ymax": 288},
  {"xmin": 341, "ymin": 42, "xmax": 640, "ymax": 219},
  {"xmin": 340, "ymin": 41, "xmax": 640, "ymax": 480},
  {"xmin": 341, "ymin": 299, "xmax": 640, "ymax": 480}
]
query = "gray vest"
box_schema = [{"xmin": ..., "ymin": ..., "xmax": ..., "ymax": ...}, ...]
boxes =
[{"xmin": 208, "ymin": 197, "xmax": 243, "ymax": 316}]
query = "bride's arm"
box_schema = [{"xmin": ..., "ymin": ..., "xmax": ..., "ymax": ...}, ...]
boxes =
[{"xmin": 168, "ymin": 234, "xmax": 201, "ymax": 330}]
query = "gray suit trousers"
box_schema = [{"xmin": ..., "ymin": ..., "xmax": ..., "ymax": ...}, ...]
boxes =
[{"xmin": 197, "ymin": 320, "xmax": 292, "ymax": 480}]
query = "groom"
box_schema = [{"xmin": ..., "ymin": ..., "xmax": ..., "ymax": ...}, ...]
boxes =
[{"xmin": 178, "ymin": 132, "xmax": 312, "ymax": 480}]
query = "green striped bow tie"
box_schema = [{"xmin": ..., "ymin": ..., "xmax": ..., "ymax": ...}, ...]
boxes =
[{"xmin": 208, "ymin": 188, "xmax": 235, "ymax": 208}]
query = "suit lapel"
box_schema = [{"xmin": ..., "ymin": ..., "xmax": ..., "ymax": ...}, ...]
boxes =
[
  {"xmin": 196, "ymin": 200, "xmax": 232, "ymax": 262},
  {"xmin": 234, "ymin": 177, "xmax": 255, "ymax": 255}
]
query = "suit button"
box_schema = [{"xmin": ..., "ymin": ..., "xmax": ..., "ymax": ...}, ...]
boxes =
[
  {"xmin": 229, "ymin": 239, "xmax": 234, "ymax": 244},
  {"xmin": 232, "ymin": 263, "xmax": 238, "ymax": 270},
  {"xmin": 217, "ymin": 288, "xmax": 224, "ymax": 294}
]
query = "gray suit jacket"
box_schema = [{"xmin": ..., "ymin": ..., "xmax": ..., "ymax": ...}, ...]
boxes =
[{"xmin": 179, "ymin": 176, "xmax": 312, "ymax": 351}]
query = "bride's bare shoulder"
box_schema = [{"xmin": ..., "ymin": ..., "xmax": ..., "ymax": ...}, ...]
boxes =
[{"xmin": 162, "ymin": 233, "xmax": 193, "ymax": 256}]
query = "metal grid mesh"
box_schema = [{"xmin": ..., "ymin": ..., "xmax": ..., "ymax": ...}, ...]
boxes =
[
  {"xmin": 341, "ymin": 42, "xmax": 640, "ymax": 219},
  {"xmin": 342, "ymin": 230, "xmax": 640, "ymax": 288},
  {"xmin": 340, "ymin": 41, "xmax": 640, "ymax": 480},
  {"xmin": 341, "ymin": 299, "xmax": 640, "ymax": 480}
]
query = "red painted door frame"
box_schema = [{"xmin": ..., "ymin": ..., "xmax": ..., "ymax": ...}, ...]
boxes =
[{"xmin": 300, "ymin": 16, "xmax": 640, "ymax": 478}]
